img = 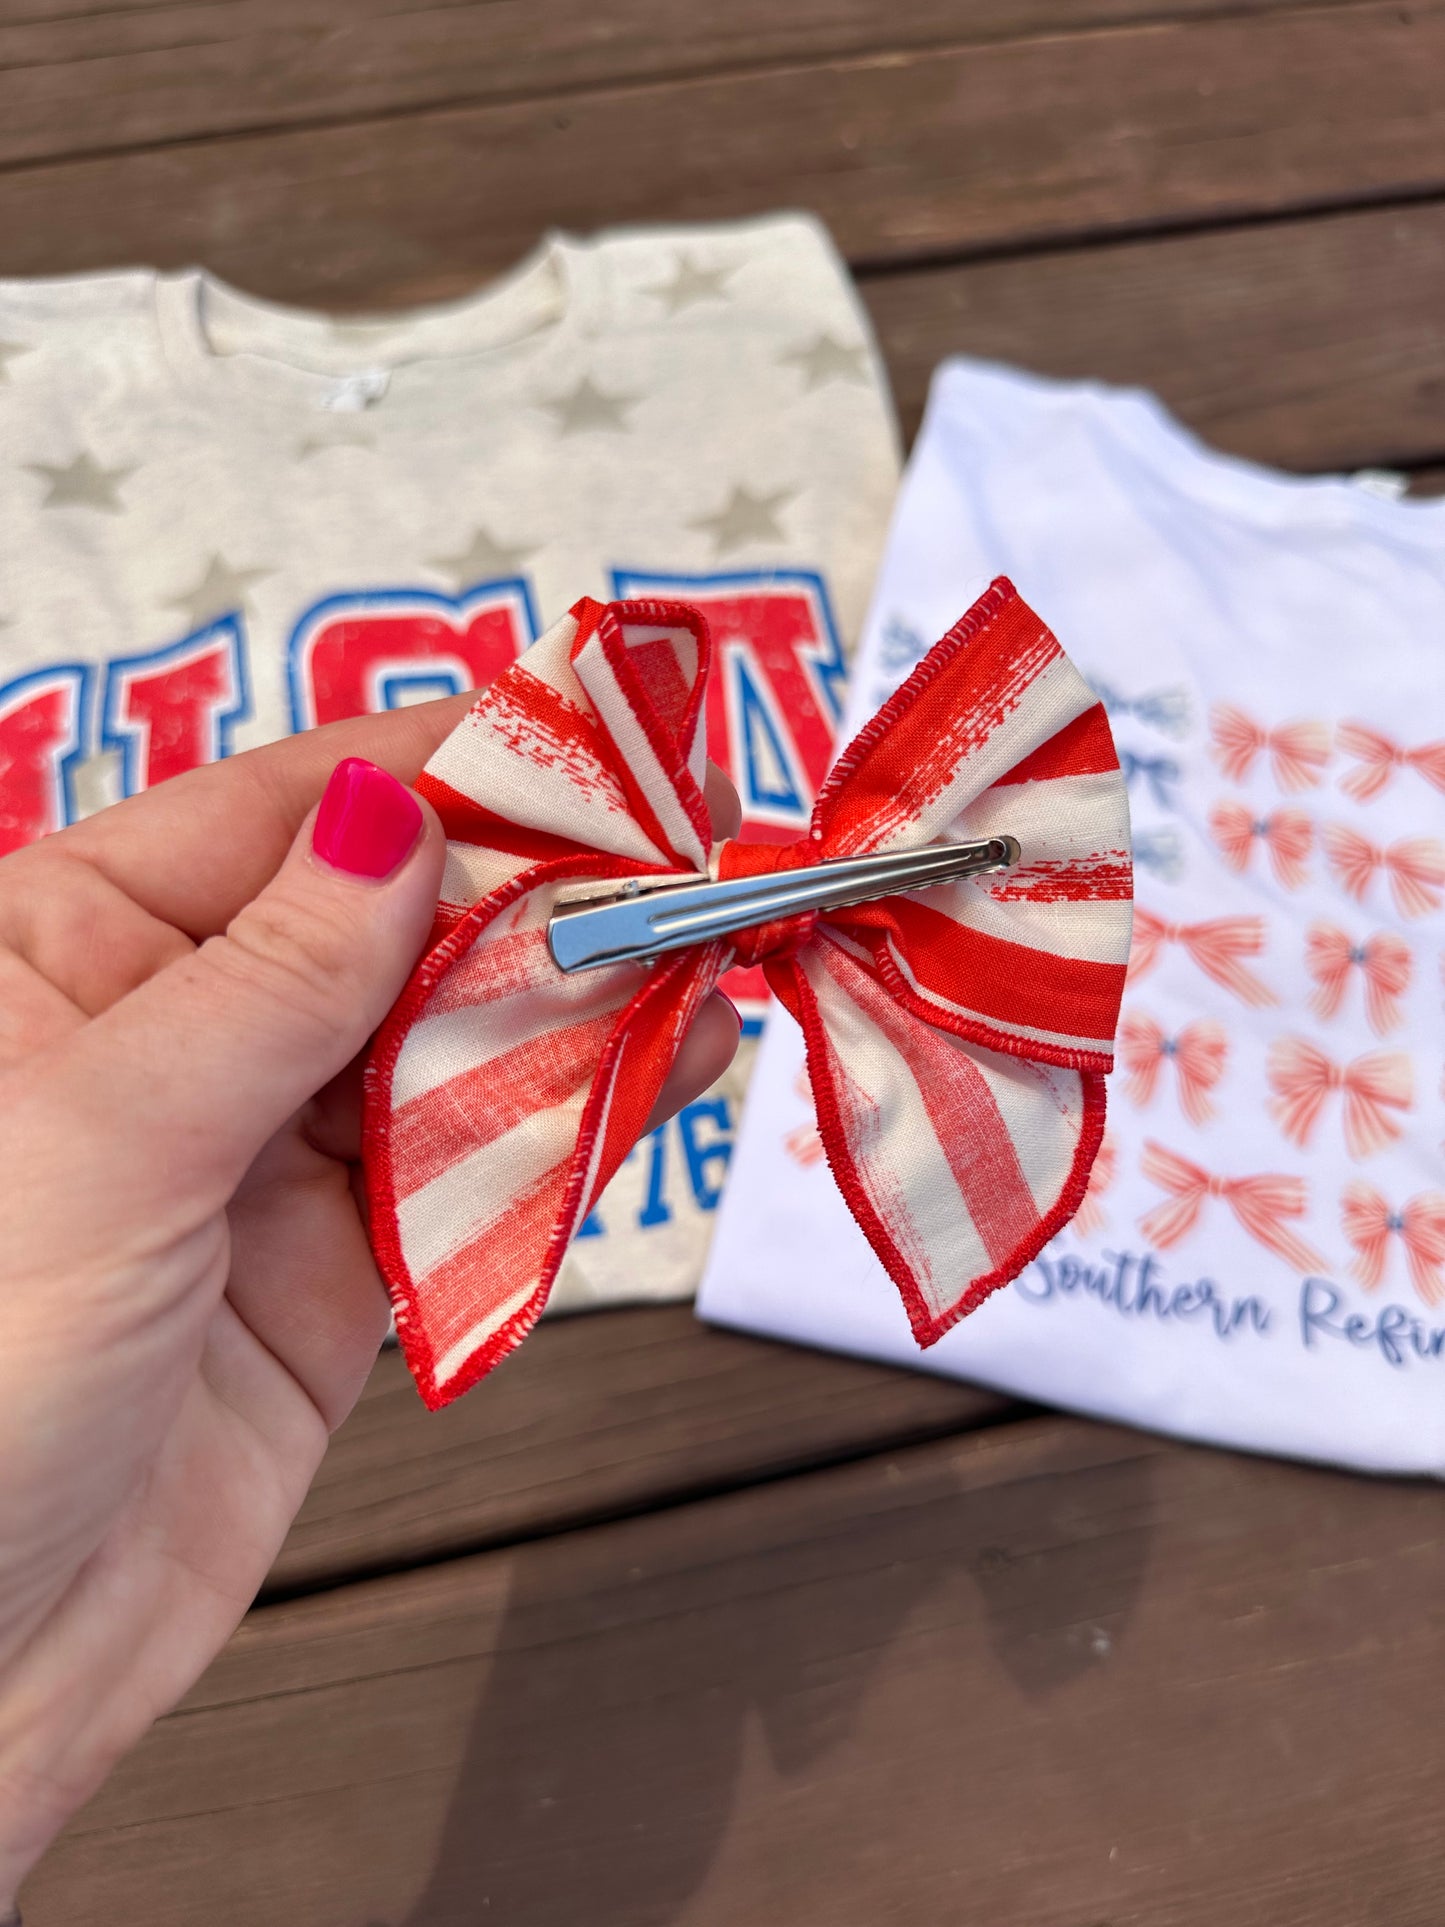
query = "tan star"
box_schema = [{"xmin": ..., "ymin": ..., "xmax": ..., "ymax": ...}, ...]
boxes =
[
  {"xmin": 429, "ymin": 525, "xmax": 539, "ymax": 588},
  {"xmin": 545, "ymin": 376, "xmax": 636, "ymax": 436},
  {"xmin": 644, "ymin": 256, "xmax": 734, "ymax": 314},
  {"xmin": 690, "ymin": 484, "xmax": 793, "ymax": 556},
  {"xmin": 28, "ymin": 451, "xmax": 135, "ymax": 512},
  {"xmin": 167, "ymin": 554, "xmax": 271, "ymax": 627},
  {"xmin": 779, "ymin": 333, "xmax": 871, "ymax": 390}
]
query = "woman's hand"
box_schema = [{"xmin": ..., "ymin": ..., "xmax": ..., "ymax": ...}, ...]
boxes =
[{"xmin": 0, "ymin": 693, "xmax": 740, "ymax": 1904}]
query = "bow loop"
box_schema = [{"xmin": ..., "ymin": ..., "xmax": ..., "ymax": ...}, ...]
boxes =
[
  {"xmin": 365, "ymin": 580, "xmax": 1133, "ymax": 1407},
  {"xmin": 1342, "ymin": 1184, "xmax": 1445, "ymax": 1303}
]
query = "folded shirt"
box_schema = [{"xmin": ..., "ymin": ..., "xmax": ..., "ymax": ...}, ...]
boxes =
[{"xmin": 699, "ymin": 357, "xmax": 1445, "ymax": 1478}]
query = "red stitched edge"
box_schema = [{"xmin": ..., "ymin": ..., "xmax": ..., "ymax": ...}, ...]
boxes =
[
  {"xmin": 415, "ymin": 946, "xmax": 720, "ymax": 1410},
  {"xmin": 591, "ymin": 599, "xmax": 714, "ymax": 853},
  {"xmin": 362, "ymin": 848, "xmax": 678, "ymax": 1411},
  {"xmin": 812, "ymin": 576, "xmax": 1018, "ymax": 823},
  {"xmin": 864, "ymin": 929, "xmax": 1116, "ymax": 1074},
  {"xmin": 786, "ymin": 955, "xmax": 1109, "ymax": 1347}
]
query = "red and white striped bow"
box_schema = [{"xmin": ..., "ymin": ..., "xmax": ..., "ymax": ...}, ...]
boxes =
[
  {"xmin": 1304, "ymin": 923, "xmax": 1412, "ymax": 1035},
  {"xmin": 1322, "ymin": 824, "xmax": 1445, "ymax": 920},
  {"xmin": 1138, "ymin": 1141, "xmax": 1324, "ymax": 1273},
  {"xmin": 1337, "ymin": 723, "xmax": 1445, "ymax": 803},
  {"xmin": 1118, "ymin": 1011, "xmax": 1227, "ymax": 1125},
  {"xmin": 1341, "ymin": 1184, "xmax": 1445, "ymax": 1304},
  {"xmin": 1265, "ymin": 1035, "xmax": 1412, "ymax": 1160},
  {"xmin": 1072, "ymin": 1132, "xmax": 1117, "ymax": 1238},
  {"xmin": 1209, "ymin": 800, "xmax": 1313, "ymax": 890},
  {"xmin": 1209, "ymin": 704, "xmax": 1330, "ymax": 792},
  {"xmin": 1127, "ymin": 907, "xmax": 1276, "ymax": 1008},
  {"xmin": 364, "ymin": 581, "xmax": 1133, "ymax": 1408}
]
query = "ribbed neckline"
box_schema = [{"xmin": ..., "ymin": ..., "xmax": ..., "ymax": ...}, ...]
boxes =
[{"xmin": 152, "ymin": 231, "xmax": 597, "ymax": 424}]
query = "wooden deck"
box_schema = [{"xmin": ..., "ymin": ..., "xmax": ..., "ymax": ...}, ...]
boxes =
[{"xmin": 15, "ymin": 2, "xmax": 1445, "ymax": 1919}]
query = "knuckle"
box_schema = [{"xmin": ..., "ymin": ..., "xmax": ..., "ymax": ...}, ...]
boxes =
[{"xmin": 207, "ymin": 887, "xmax": 366, "ymax": 1037}]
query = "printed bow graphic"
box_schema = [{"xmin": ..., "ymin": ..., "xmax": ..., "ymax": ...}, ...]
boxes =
[
  {"xmin": 1337, "ymin": 723, "xmax": 1445, "ymax": 803},
  {"xmin": 1340, "ymin": 1185, "xmax": 1445, "ymax": 1304},
  {"xmin": 1119, "ymin": 750, "xmax": 1181, "ymax": 811},
  {"xmin": 1305, "ymin": 923, "xmax": 1412, "ymax": 1035},
  {"xmin": 1209, "ymin": 800, "xmax": 1313, "ymax": 890},
  {"xmin": 1209, "ymin": 704, "xmax": 1330, "ymax": 792},
  {"xmin": 1119, "ymin": 1012, "xmax": 1227, "ymax": 1125},
  {"xmin": 1138, "ymin": 1141, "xmax": 1324, "ymax": 1274},
  {"xmin": 1072, "ymin": 1133, "xmax": 1117, "ymax": 1238},
  {"xmin": 1322, "ymin": 824, "xmax": 1445, "ymax": 920},
  {"xmin": 363, "ymin": 582, "xmax": 1133, "ymax": 1409},
  {"xmin": 1090, "ymin": 678, "xmax": 1192, "ymax": 739},
  {"xmin": 1128, "ymin": 907, "xmax": 1276, "ymax": 1008},
  {"xmin": 1265, "ymin": 1035, "xmax": 1412, "ymax": 1160},
  {"xmin": 1133, "ymin": 828, "xmax": 1184, "ymax": 882}
]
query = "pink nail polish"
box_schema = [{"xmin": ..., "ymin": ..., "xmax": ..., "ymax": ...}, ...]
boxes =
[{"xmin": 313, "ymin": 758, "xmax": 423, "ymax": 879}]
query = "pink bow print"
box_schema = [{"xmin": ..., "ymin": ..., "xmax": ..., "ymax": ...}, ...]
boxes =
[
  {"xmin": 1118, "ymin": 1012, "xmax": 1228, "ymax": 1126},
  {"xmin": 1266, "ymin": 1036, "xmax": 1412, "ymax": 1161},
  {"xmin": 1304, "ymin": 923, "xmax": 1412, "ymax": 1036},
  {"xmin": 1138, "ymin": 1140, "xmax": 1324, "ymax": 1274},
  {"xmin": 1341, "ymin": 1185, "xmax": 1445, "ymax": 1305},
  {"xmin": 1337, "ymin": 723, "xmax": 1445, "ymax": 803},
  {"xmin": 1209, "ymin": 704, "xmax": 1330, "ymax": 792}
]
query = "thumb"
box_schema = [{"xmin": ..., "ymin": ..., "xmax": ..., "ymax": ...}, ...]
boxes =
[{"xmin": 46, "ymin": 757, "xmax": 446, "ymax": 1216}]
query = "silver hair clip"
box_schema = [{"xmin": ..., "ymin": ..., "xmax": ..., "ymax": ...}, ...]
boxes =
[{"xmin": 547, "ymin": 836, "xmax": 1021, "ymax": 973}]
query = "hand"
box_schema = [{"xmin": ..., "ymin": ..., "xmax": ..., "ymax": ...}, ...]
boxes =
[{"xmin": 0, "ymin": 695, "xmax": 741, "ymax": 1903}]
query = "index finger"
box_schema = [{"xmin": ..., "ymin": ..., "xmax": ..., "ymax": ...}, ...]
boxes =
[{"xmin": 37, "ymin": 699, "xmax": 743, "ymax": 941}]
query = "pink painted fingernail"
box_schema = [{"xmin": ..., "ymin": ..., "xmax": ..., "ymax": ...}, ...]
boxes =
[{"xmin": 313, "ymin": 758, "xmax": 423, "ymax": 880}]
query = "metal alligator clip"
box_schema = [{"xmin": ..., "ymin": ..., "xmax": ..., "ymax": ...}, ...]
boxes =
[{"xmin": 547, "ymin": 836, "xmax": 1021, "ymax": 973}]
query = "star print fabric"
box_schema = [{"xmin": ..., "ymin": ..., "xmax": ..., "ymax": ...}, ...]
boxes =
[
  {"xmin": 699, "ymin": 357, "xmax": 1445, "ymax": 1479},
  {"xmin": 0, "ymin": 216, "xmax": 900, "ymax": 1317}
]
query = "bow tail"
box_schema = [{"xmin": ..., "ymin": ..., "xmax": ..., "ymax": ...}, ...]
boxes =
[
  {"xmin": 771, "ymin": 932, "xmax": 1104, "ymax": 1347},
  {"xmin": 364, "ymin": 869, "xmax": 722, "ymax": 1408}
]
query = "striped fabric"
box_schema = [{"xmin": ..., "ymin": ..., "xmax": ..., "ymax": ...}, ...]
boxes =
[{"xmin": 364, "ymin": 580, "xmax": 1133, "ymax": 1408}]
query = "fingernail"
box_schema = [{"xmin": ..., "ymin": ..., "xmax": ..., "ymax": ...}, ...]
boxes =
[{"xmin": 313, "ymin": 758, "xmax": 423, "ymax": 880}]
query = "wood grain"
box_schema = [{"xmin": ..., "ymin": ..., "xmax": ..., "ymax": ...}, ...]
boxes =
[
  {"xmin": 0, "ymin": 0, "xmax": 1377, "ymax": 170},
  {"xmin": 27, "ymin": 1418, "xmax": 1445, "ymax": 1926},
  {"xmin": 2, "ymin": 4, "xmax": 1445, "ymax": 302},
  {"xmin": 867, "ymin": 199, "xmax": 1445, "ymax": 464},
  {"xmin": 268, "ymin": 1308, "xmax": 1014, "ymax": 1596}
]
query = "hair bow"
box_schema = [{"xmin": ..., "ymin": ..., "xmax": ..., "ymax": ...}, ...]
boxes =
[
  {"xmin": 1341, "ymin": 1185, "xmax": 1445, "ymax": 1304},
  {"xmin": 1137, "ymin": 1141, "xmax": 1324, "ymax": 1273},
  {"xmin": 1337, "ymin": 723, "xmax": 1445, "ymax": 803},
  {"xmin": 1322, "ymin": 824, "xmax": 1445, "ymax": 920},
  {"xmin": 1209, "ymin": 704, "xmax": 1330, "ymax": 792},
  {"xmin": 1209, "ymin": 800, "xmax": 1313, "ymax": 890},
  {"xmin": 1304, "ymin": 923, "xmax": 1412, "ymax": 1035},
  {"xmin": 363, "ymin": 581, "xmax": 1133, "ymax": 1408},
  {"xmin": 1127, "ymin": 907, "xmax": 1276, "ymax": 1008},
  {"xmin": 1266, "ymin": 1036, "xmax": 1412, "ymax": 1161},
  {"xmin": 1118, "ymin": 1012, "xmax": 1227, "ymax": 1125}
]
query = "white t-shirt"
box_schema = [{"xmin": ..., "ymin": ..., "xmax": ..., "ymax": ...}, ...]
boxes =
[
  {"xmin": 0, "ymin": 215, "xmax": 900, "ymax": 1311},
  {"xmin": 700, "ymin": 357, "xmax": 1445, "ymax": 1476}
]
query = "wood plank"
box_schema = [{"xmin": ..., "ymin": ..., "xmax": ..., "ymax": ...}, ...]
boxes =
[
  {"xmin": 866, "ymin": 199, "xmax": 1445, "ymax": 465},
  {"xmin": 267, "ymin": 1307, "xmax": 1013, "ymax": 1596},
  {"xmin": 0, "ymin": 0, "xmax": 1376, "ymax": 171},
  {"xmin": 2, "ymin": 4, "xmax": 1444, "ymax": 302},
  {"xmin": 26, "ymin": 1419, "xmax": 1445, "ymax": 1925}
]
